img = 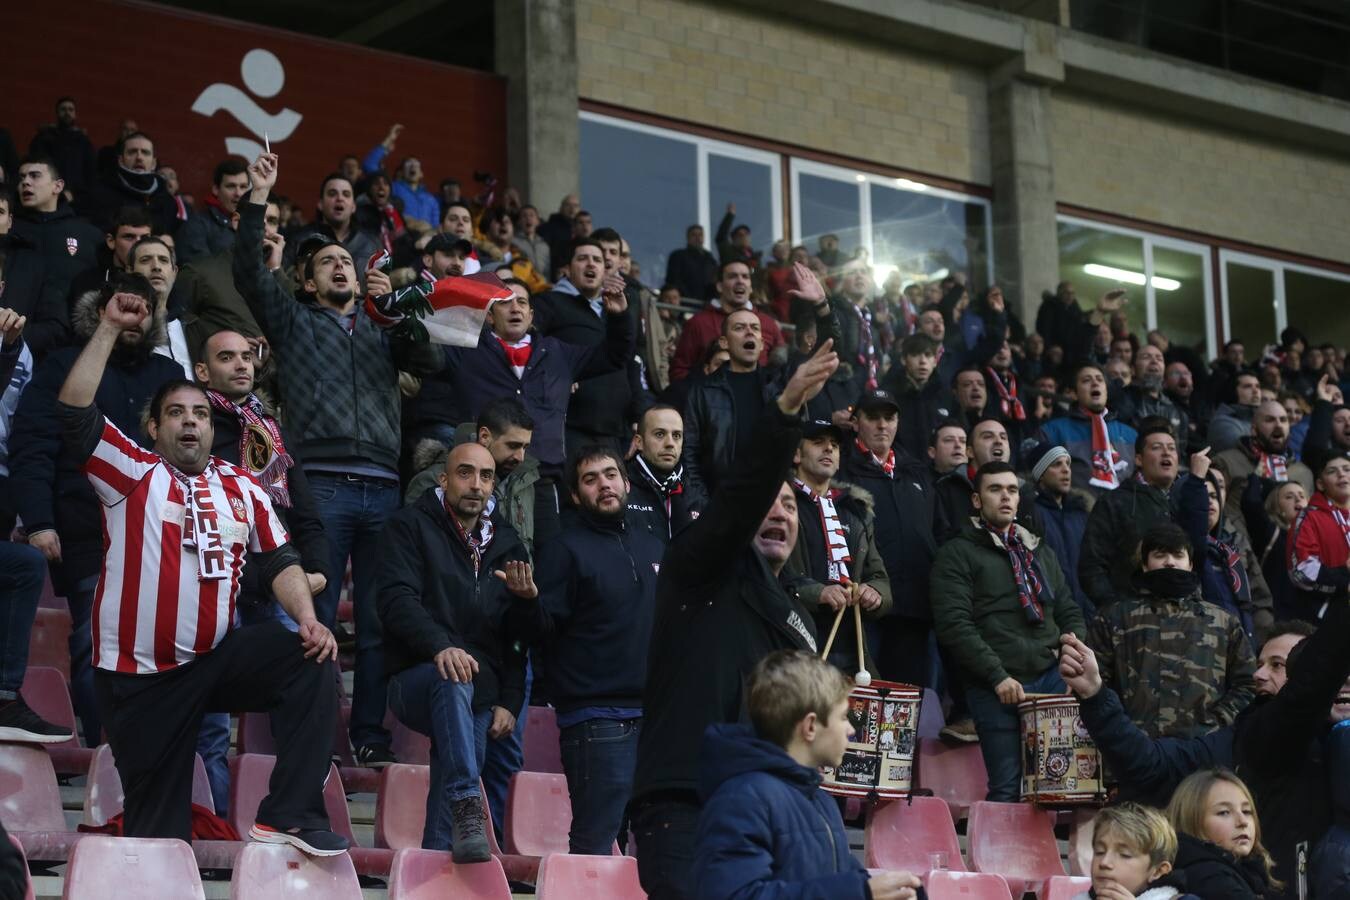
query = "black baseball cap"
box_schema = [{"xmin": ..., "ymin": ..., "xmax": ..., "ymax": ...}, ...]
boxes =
[
  {"xmin": 855, "ymin": 389, "xmax": 900, "ymax": 416},
  {"xmin": 802, "ymin": 419, "xmax": 844, "ymax": 443},
  {"xmin": 424, "ymin": 234, "xmax": 474, "ymax": 257}
]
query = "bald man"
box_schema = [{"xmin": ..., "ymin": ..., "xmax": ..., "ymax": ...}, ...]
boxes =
[
  {"xmin": 1215, "ymin": 398, "xmax": 1314, "ymax": 522},
  {"xmin": 376, "ymin": 441, "xmax": 533, "ymax": 862}
]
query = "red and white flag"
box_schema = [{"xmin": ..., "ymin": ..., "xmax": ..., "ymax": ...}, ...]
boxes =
[{"xmin": 420, "ymin": 272, "xmax": 513, "ymax": 347}]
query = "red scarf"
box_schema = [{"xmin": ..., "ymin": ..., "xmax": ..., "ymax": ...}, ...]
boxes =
[
  {"xmin": 856, "ymin": 439, "xmax": 894, "ymax": 478},
  {"xmin": 794, "ymin": 479, "xmax": 852, "ymax": 585},
  {"xmin": 204, "ymin": 389, "xmax": 293, "ymax": 508},
  {"xmin": 987, "ymin": 367, "xmax": 1026, "ymax": 421},
  {"xmin": 1084, "ymin": 407, "xmax": 1123, "ymax": 490},
  {"xmin": 1334, "ymin": 507, "xmax": 1350, "ymax": 553},
  {"xmin": 496, "ymin": 334, "xmax": 533, "ymax": 368}
]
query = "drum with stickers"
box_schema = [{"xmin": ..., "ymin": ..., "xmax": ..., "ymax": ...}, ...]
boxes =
[{"xmin": 1017, "ymin": 693, "xmax": 1106, "ymax": 806}]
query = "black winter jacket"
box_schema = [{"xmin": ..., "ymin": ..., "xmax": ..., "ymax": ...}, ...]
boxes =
[
  {"xmin": 1167, "ymin": 833, "xmax": 1271, "ymax": 900},
  {"xmin": 880, "ymin": 370, "xmax": 957, "ymax": 462},
  {"xmin": 682, "ymin": 366, "xmax": 773, "ymax": 499},
  {"xmin": 0, "ymin": 232, "xmax": 69, "ymax": 358},
  {"xmin": 625, "ymin": 456, "xmax": 705, "ymax": 544},
  {"xmin": 635, "ymin": 404, "xmax": 818, "ymax": 801},
  {"xmin": 10, "ymin": 205, "xmax": 101, "ymax": 305},
  {"xmin": 375, "ymin": 490, "xmax": 529, "ymax": 714},
  {"xmin": 84, "ymin": 168, "xmax": 179, "ymax": 235},
  {"xmin": 509, "ymin": 507, "xmax": 663, "ymax": 714}
]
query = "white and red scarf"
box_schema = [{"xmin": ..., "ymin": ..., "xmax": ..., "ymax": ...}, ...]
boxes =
[
  {"xmin": 794, "ymin": 479, "xmax": 852, "ymax": 585},
  {"xmin": 851, "ymin": 303, "xmax": 878, "ymax": 391},
  {"xmin": 1084, "ymin": 407, "xmax": 1125, "ymax": 490},
  {"xmin": 986, "ymin": 367, "xmax": 1026, "ymax": 421},
  {"xmin": 1256, "ymin": 450, "xmax": 1289, "ymax": 482},
  {"xmin": 445, "ymin": 493, "xmax": 495, "ymax": 576},
  {"xmin": 205, "ymin": 389, "xmax": 293, "ymax": 508},
  {"xmin": 495, "ymin": 333, "xmax": 533, "ymax": 377},
  {"xmin": 856, "ymin": 439, "xmax": 895, "ymax": 478},
  {"xmin": 164, "ymin": 463, "xmax": 229, "ymax": 582}
]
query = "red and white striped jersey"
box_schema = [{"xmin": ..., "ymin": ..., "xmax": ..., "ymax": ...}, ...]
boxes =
[{"xmin": 83, "ymin": 416, "xmax": 290, "ymax": 674}]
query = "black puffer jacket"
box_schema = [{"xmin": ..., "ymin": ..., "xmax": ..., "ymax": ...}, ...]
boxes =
[
  {"xmin": 10, "ymin": 204, "xmax": 101, "ymax": 304},
  {"xmin": 625, "ymin": 456, "xmax": 705, "ymax": 544},
  {"xmin": 1165, "ymin": 832, "xmax": 1271, "ymax": 900},
  {"xmin": 0, "ymin": 232, "xmax": 69, "ymax": 358}
]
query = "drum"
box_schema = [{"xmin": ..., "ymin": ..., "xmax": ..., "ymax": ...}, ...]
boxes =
[
  {"xmin": 821, "ymin": 680, "xmax": 922, "ymax": 800},
  {"xmin": 1017, "ymin": 693, "xmax": 1106, "ymax": 806}
]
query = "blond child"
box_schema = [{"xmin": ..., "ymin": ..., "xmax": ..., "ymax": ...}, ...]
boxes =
[{"xmin": 1077, "ymin": 802, "xmax": 1195, "ymax": 900}]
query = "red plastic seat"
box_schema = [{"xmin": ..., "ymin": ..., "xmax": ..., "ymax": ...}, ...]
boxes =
[
  {"xmin": 62, "ymin": 835, "xmax": 204, "ymax": 899},
  {"xmin": 925, "ymin": 870, "xmax": 1014, "ymax": 900},
  {"xmin": 389, "ymin": 719, "xmax": 430, "ymax": 766},
  {"xmin": 83, "ymin": 743, "xmax": 214, "ymax": 826},
  {"xmin": 229, "ymin": 842, "xmax": 362, "ymax": 899},
  {"xmin": 967, "ymin": 801, "xmax": 1065, "ymax": 897},
  {"xmin": 1065, "ymin": 808, "xmax": 1095, "ymax": 876},
  {"xmin": 1044, "ymin": 875, "xmax": 1092, "ymax": 900},
  {"xmin": 916, "ymin": 737, "xmax": 988, "ymax": 823},
  {"xmin": 374, "ymin": 765, "xmax": 502, "ymax": 855},
  {"xmin": 917, "ymin": 688, "xmax": 945, "ymax": 740},
  {"xmin": 506, "ymin": 772, "xmax": 618, "ymax": 857},
  {"xmin": 228, "ymin": 753, "xmax": 354, "ymax": 842},
  {"xmin": 27, "ymin": 608, "xmax": 70, "ymax": 682},
  {"xmin": 0, "ymin": 744, "xmax": 64, "ymax": 832},
  {"xmin": 536, "ymin": 853, "xmax": 646, "ymax": 900},
  {"xmin": 38, "ymin": 575, "xmax": 63, "ymax": 610},
  {"xmin": 238, "ymin": 704, "xmax": 355, "ymax": 767},
  {"xmin": 387, "ymin": 848, "xmax": 512, "ymax": 899},
  {"xmin": 21, "ymin": 666, "xmax": 78, "ymax": 750},
  {"xmin": 522, "ymin": 706, "xmax": 563, "ymax": 774},
  {"xmin": 9, "ymin": 834, "xmax": 34, "ymax": 900},
  {"xmin": 864, "ymin": 795, "xmax": 967, "ymax": 872}
]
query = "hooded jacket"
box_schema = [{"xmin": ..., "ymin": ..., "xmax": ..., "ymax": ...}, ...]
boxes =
[
  {"xmin": 694, "ymin": 725, "xmax": 873, "ymax": 900},
  {"xmin": 930, "ymin": 519, "xmax": 1086, "ymax": 688},
  {"xmin": 8, "ymin": 289, "xmax": 183, "ymax": 591},
  {"xmin": 1209, "ymin": 403, "xmax": 1257, "ymax": 454},
  {"xmin": 880, "ymin": 369, "xmax": 956, "ymax": 462},
  {"xmin": 1032, "ymin": 489, "xmax": 1092, "ymax": 617}
]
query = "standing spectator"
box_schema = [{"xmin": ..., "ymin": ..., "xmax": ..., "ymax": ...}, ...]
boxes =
[
  {"xmin": 376, "ymin": 442, "xmax": 529, "ymax": 861},
  {"xmin": 952, "ymin": 366, "xmax": 991, "ymax": 429},
  {"xmin": 9, "ymin": 273, "xmax": 183, "ymax": 746},
  {"xmin": 353, "ymin": 172, "xmax": 406, "ymax": 259},
  {"xmin": 1027, "ymin": 442, "xmax": 1093, "ymax": 618},
  {"xmin": 12, "ymin": 157, "xmax": 101, "ymax": 305},
  {"xmin": 626, "ymin": 405, "xmax": 704, "ymax": 543},
  {"xmin": 762, "ymin": 241, "xmax": 796, "ymax": 321},
  {"xmin": 477, "ymin": 207, "xmax": 549, "ymax": 293},
  {"xmin": 437, "ymin": 178, "xmax": 462, "ymax": 221},
  {"xmin": 1202, "ymin": 470, "xmax": 1272, "ymax": 646},
  {"xmin": 668, "ymin": 260, "xmax": 785, "ymax": 383},
  {"xmin": 983, "ymin": 337, "xmax": 1032, "ymax": 448},
  {"xmin": 56, "ymin": 290, "xmax": 343, "ymax": 851},
  {"xmin": 0, "ymin": 186, "xmax": 68, "ymax": 358},
  {"xmin": 1242, "ymin": 480, "xmax": 1309, "ymax": 623},
  {"xmin": 235, "ymin": 152, "xmax": 442, "ymax": 769},
  {"xmin": 64, "ymin": 207, "xmax": 153, "ymax": 322},
  {"xmin": 509, "ymin": 446, "xmax": 663, "ymax": 855},
  {"xmin": 1041, "ymin": 363, "xmax": 1139, "ymax": 495},
  {"xmin": 1216, "ymin": 400, "xmax": 1314, "ymax": 522},
  {"xmin": 539, "ymin": 193, "xmax": 581, "ymax": 270},
  {"xmin": 1210, "ymin": 372, "xmax": 1263, "ymax": 454},
  {"xmin": 1166, "ymin": 360, "xmax": 1207, "ymax": 446},
  {"xmin": 1088, "ymin": 522, "xmax": 1256, "ymax": 739},
  {"xmin": 930, "ymin": 461, "xmax": 1086, "ymax": 800},
  {"xmin": 631, "ymin": 345, "xmax": 838, "ymax": 900},
  {"xmin": 512, "ymin": 205, "xmax": 551, "ymax": 280},
  {"xmin": 283, "ymin": 173, "xmax": 379, "ymax": 278},
  {"xmin": 882, "ymin": 333, "xmax": 955, "ymax": 461},
  {"xmin": 361, "ymin": 125, "xmax": 441, "ymax": 227},
  {"xmin": 831, "ymin": 258, "xmax": 882, "ymax": 395},
  {"xmin": 842, "ymin": 390, "xmax": 941, "ymax": 685},
  {"xmin": 1115, "ymin": 343, "xmax": 1191, "ymax": 444},
  {"xmin": 83, "ymin": 132, "xmax": 178, "ymax": 235},
  {"xmin": 27, "ymin": 97, "xmax": 95, "ymax": 205},
  {"xmin": 929, "ymin": 419, "xmax": 974, "ymax": 545},
  {"xmin": 129, "ymin": 235, "xmax": 191, "ymax": 374},
  {"xmin": 784, "ymin": 420, "xmax": 892, "ymax": 672},
  {"xmin": 1310, "ymin": 687, "xmax": 1350, "ymax": 900},
  {"xmin": 713, "ymin": 203, "xmax": 759, "ymax": 271},
  {"xmin": 176, "ymin": 160, "xmax": 250, "ymax": 265},
  {"xmin": 1288, "ymin": 449, "xmax": 1350, "ymax": 619}
]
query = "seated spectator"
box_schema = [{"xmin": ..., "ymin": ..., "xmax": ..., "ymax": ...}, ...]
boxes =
[
  {"xmin": 57, "ymin": 290, "xmax": 342, "ymax": 851},
  {"xmin": 376, "ymin": 442, "xmax": 529, "ymax": 861},
  {"xmin": 176, "ymin": 159, "xmax": 249, "ymax": 265},
  {"xmin": 668, "ymin": 259, "xmax": 785, "ymax": 383},
  {"xmin": 1078, "ymin": 803, "xmax": 1193, "ymax": 900},
  {"xmin": 626, "ymin": 405, "xmax": 704, "ymax": 543},
  {"xmin": 1041, "ymin": 363, "xmax": 1138, "ymax": 494},
  {"xmin": 1166, "ymin": 769, "xmax": 1278, "ymax": 900},
  {"xmin": 1089, "ymin": 522, "xmax": 1256, "ymax": 739},
  {"xmin": 694, "ymin": 650, "xmax": 922, "ymax": 900},
  {"xmin": 1027, "ymin": 442, "xmax": 1092, "ymax": 617},
  {"xmin": 1115, "ymin": 343, "xmax": 1191, "ymax": 445},
  {"xmin": 83, "ymin": 131, "xmax": 179, "ymax": 235},
  {"xmin": 931, "ymin": 461, "xmax": 1085, "ymax": 800},
  {"xmin": 1243, "ymin": 480, "xmax": 1308, "ymax": 623},
  {"xmin": 12, "ymin": 156, "xmax": 102, "ymax": 311},
  {"xmin": 881, "ymin": 332, "xmax": 955, "ymax": 461},
  {"xmin": 509, "ymin": 446, "xmax": 663, "ymax": 855},
  {"xmin": 784, "ymin": 420, "xmax": 892, "ymax": 672},
  {"xmin": 1210, "ymin": 372, "xmax": 1263, "ymax": 453},
  {"xmin": 283, "ymin": 172, "xmax": 379, "ymax": 278},
  {"xmin": 1216, "ymin": 399, "xmax": 1314, "ymax": 523}
]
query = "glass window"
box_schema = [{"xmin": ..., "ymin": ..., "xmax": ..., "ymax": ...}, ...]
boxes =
[
  {"xmin": 1224, "ymin": 261, "xmax": 1278, "ymax": 349},
  {"xmin": 1152, "ymin": 246, "xmax": 1208, "ymax": 354},
  {"xmin": 579, "ymin": 118, "xmax": 697, "ymax": 287},
  {"xmin": 1285, "ymin": 269, "xmax": 1350, "ymax": 350},
  {"xmin": 870, "ymin": 183, "xmax": 989, "ymax": 291},
  {"xmin": 798, "ymin": 173, "xmax": 863, "ymax": 263},
  {"xmin": 708, "ymin": 154, "xmax": 776, "ymax": 253},
  {"xmin": 1057, "ymin": 221, "xmax": 1148, "ymax": 339}
]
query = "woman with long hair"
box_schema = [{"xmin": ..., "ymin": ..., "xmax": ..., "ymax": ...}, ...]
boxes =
[{"xmin": 1166, "ymin": 768, "xmax": 1279, "ymax": 899}]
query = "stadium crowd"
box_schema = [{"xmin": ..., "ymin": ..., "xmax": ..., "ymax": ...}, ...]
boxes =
[{"xmin": 0, "ymin": 98, "xmax": 1348, "ymax": 900}]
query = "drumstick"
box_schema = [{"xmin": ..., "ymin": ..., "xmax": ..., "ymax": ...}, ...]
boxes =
[
  {"xmin": 853, "ymin": 602, "xmax": 871, "ymax": 686},
  {"xmin": 821, "ymin": 604, "xmax": 846, "ymax": 660}
]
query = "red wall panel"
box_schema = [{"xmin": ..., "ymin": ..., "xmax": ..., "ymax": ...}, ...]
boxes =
[{"xmin": 1, "ymin": 0, "xmax": 507, "ymax": 211}]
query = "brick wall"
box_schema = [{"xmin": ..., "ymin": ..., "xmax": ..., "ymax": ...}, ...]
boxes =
[
  {"xmin": 576, "ymin": 0, "xmax": 992, "ymax": 185},
  {"xmin": 1050, "ymin": 91, "xmax": 1350, "ymax": 264}
]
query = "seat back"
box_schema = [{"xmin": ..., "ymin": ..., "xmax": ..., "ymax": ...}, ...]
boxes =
[
  {"xmin": 83, "ymin": 743, "xmax": 215, "ymax": 826},
  {"xmin": 967, "ymin": 801, "xmax": 1065, "ymax": 893},
  {"xmin": 389, "ymin": 720, "xmax": 430, "ymax": 766},
  {"xmin": 229, "ymin": 842, "xmax": 362, "ymax": 899},
  {"xmin": 536, "ymin": 853, "xmax": 646, "ymax": 900},
  {"xmin": 9, "ymin": 834, "xmax": 34, "ymax": 900},
  {"xmin": 373, "ymin": 766, "xmax": 502, "ymax": 855},
  {"xmin": 505, "ymin": 772, "xmax": 573, "ymax": 857},
  {"xmin": 917, "ymin": 688, "xmax": 945, "ymax": 739},
  {"xmin": 1044, "ymin": 875, "xmax": 1093, "ymax": 900},
  {"xmin": 924, "ymin": 870, "xmax": 1014, "ymax": 900},
  {"xmin": 387, "ymin": 848, "xmax": 512, "ymax": 899},
  {"xmin": 864, "ymin": 795, "xmax": 966, "ymax": 872},
  {"xmin": 21, "ymin": 666, "xmax": 78, "ymax": 750},
  {"xmin": 522, "ymin": 707, "xmax": 563, "ymax": 774},
  {"xmin": 228, "ymin": 753, "xmax": 353, "ymax": 841},
  {"xmin": 1065, "ymin": 808, "xmax": 1095, "ymax": 876},
  {"xmin": 62, "ymin": 835, "xmax": 204, "ymax": 899},
  {"xmin": 27, "ymin": 608, "xmax": 71, "ymax": 682},
  {"xmin": 0, "ymin": 744, "xmax": 65, "ymax": 832},
  {"xmin": 915, "ymin": 738, "xmax": 987, "ymax": 823}
]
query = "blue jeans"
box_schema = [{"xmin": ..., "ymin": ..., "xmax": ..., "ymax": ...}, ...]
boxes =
[
  {"xmin": 0, "ymin": 543, "xmax": 45, "ymax": 695},
  {"xmin": 238, "ymin": 598, "xmax": 299, "ymax": 632},
  {"xmin": 65, "ymin": 575, "xmax": 101, "ymax": 745},
  {"xmin": 195, "ymin": 712, "xmax": 231, "ymax": 815},
  {"xmin": 480, "ymin": 660, "xmax": 530, "ymax": 842},
  {"xmin": 559, "ymin": 717, "xmax": 641, "ymax": 855},
  {"xmin": 965, "ymin": 665, "xmax": 1066, "ymax": 801},
  {"xmin": 308, "ymin": 473, "xmax": 399, "ymax": 751},
  {"xmin": 389, "ymin": 663, "xmax": 491, "ymax": 851}
]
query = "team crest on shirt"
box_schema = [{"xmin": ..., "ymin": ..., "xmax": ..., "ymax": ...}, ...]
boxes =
[
  {"xmin": 229, "ymin": 496, "xmax": 247, "ymax": 519},
  {"xmin": 652, "ymin": 563, "xmax": 660, "ymax": 573},
  {"xmin": 66, "ymin": 238, "xmax": 79, "ymax": 256}
]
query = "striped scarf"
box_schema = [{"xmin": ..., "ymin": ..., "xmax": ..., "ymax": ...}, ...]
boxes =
[
  {"xmin": 987, "ymin": 367, "xmax": 1026, "ymax": 421},
  {"xmin": 204, "ymin": 390, "xmax": 292, "ymax": 508},
  {"xmin": 793, "ymin": 479, "xmax": 852, "ymax": 585},
  {"xmin": 982, "ymin": 521, "xmax": 1045, "ymax": 624}
]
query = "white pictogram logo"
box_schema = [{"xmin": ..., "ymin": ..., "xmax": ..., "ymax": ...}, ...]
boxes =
[{"xmin": 191, "ymin": 49, "xmax": 303, "ymax": 159}]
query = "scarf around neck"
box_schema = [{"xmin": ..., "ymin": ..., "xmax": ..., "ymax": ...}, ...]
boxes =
[
  {"xmin": 1253, "ymin": 441, "xmax": 1289, "ymax": 481},
  {"xmin": 856, "ymin": 438, "xmax": 895, "ymax": 478},
  {"xmin": 443, "ymin": 489, "xmax": 495, "ymax": 576},
  {"xmin": 980, "ymin": 520, "xmax": 1045, "ymax": 624},
  {"xmin": 1083, "ymin": 407, "xmax": 1124, "ymax": 490},
  {"xmin": 794, "ymin": 478, "xmax": 852, "ymax": 585},
  {"xmin": 987, "ymin": 367, "xmax": 1026, "ymax": 421},
  {"xmin": 205, "ymin": 389, "xmax": 293, "ymax": 508},
  {"xmin": 163, "ymin": 460, "xmax": 229, "ymax": 582}
]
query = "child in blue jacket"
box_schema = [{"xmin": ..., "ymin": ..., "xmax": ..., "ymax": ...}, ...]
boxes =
[{"xmin": 693, "ymin": 649, "xmax": 924, "ymax": 900}]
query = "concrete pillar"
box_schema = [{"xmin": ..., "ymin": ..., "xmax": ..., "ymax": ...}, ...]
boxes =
[
  {"xmin": 987, "ymin": 28, "xmax": 1064, "ymax": 326},
  {"xmin": 494, "ymin": 0, "xmax": 578, "ymax": 212}
]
